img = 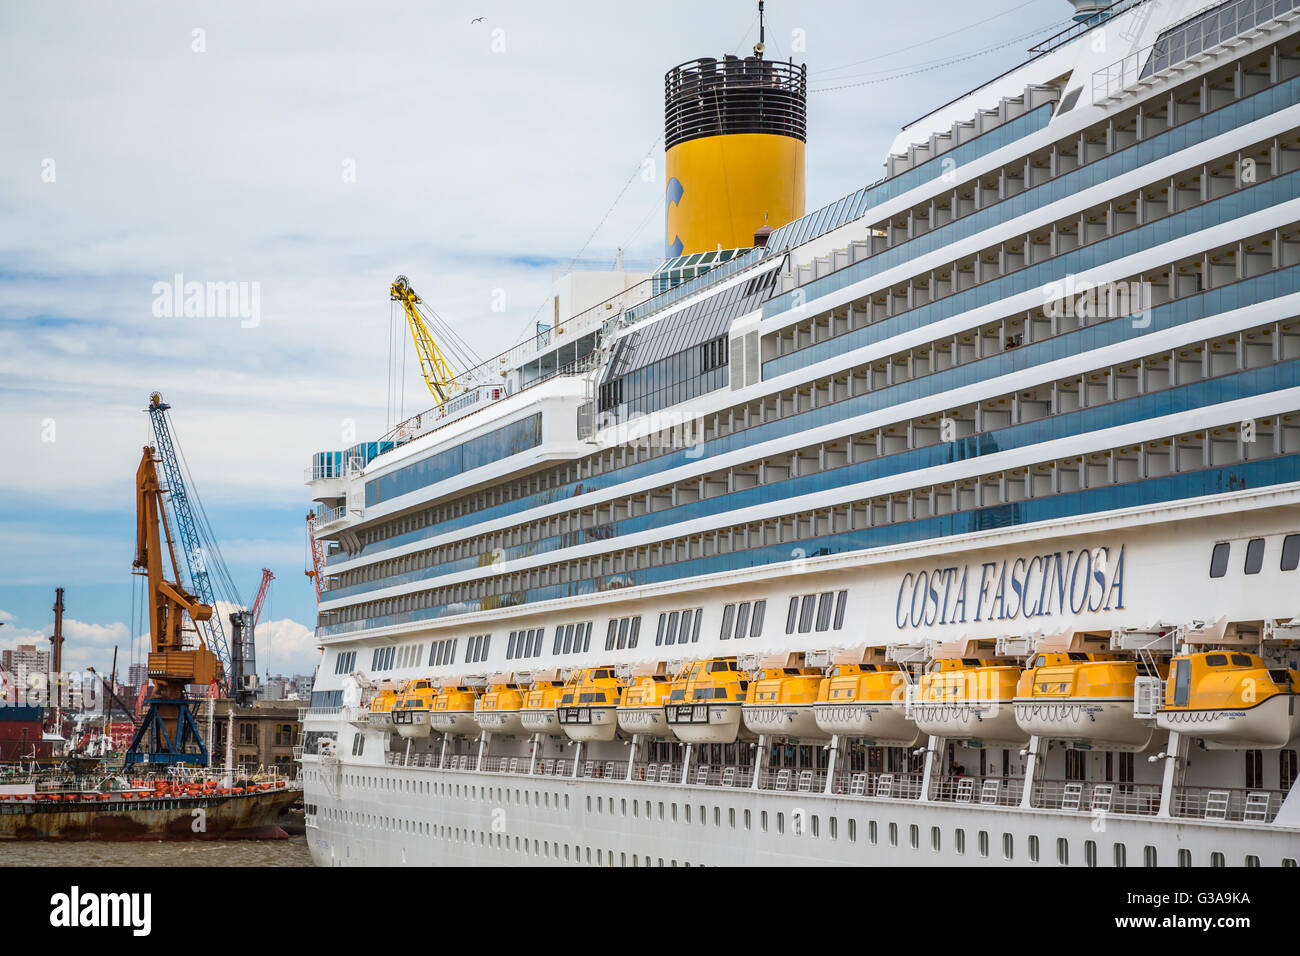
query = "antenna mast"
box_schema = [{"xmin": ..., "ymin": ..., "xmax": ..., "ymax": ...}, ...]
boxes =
[{"xmin": 755, "ymin": 1, "xmax": 767, "ymax": 58}]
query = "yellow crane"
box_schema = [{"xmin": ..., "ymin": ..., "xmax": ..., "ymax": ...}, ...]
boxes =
[{"xmin": 390, "ymin": 275, "xmax": 481, "ymax": 411}]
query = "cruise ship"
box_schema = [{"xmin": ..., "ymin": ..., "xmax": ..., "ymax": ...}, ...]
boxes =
[{"xmin": 300, "ymin": 0, "xmax": 1300, "ymax": 867}]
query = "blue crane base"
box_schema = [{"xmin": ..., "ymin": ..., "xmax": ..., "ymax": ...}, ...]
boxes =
[{"xmin": 124, "ymin": 698, "xmax": 209, "ymax": 767}]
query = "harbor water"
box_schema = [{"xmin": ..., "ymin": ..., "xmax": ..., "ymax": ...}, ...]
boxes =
[{"xmin": 0, "ymin": 834, "xmax": 311, "ymax": 866}]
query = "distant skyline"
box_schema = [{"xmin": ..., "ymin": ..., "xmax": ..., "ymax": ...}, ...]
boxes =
[{"xmin": 0, "ymin": 0, "xmax": 1073, "ymax": 679}]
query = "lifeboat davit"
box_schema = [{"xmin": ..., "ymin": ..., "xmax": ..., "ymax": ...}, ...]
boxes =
[
  {"xmin": 911, "ymin": 658, "xmax": 1029, "ymax": 747},
  {"xmin": 474, "ymin": 680, "xmax": 526, "ymax": 736},
  {"xmin": 557, "ymin": 667, "xmax": 624, "ymax": 742},
  {"xmin": 617, "ymin": 669, "xmax": 674, "ymax": 738},
  {"xmin": 742, "ymin": 658, "xmax": 828, "ymax": 740},
  {"xmin": 813, "ymin": 662, "xmax": 921, "ymax": 745},
  {"xmin": 1157, "ymin": 651, "xmax": 1300, "ymax": 749},
  {"xmin": 429, "ymin": 685, "xmax": 481, "ymax": 736},
  {"xmin": 519, "ymin": 677, "xmax": 564, "ymax": 735},
  {"xmin": 662, "ymin": 658, "xmax": 752, "ymax": 744},
  {"xmin": 391, "ymin": 679, "xmax": 437, "ymax": 739},
  {"xmin": 1014, "ymin": 653, "xmax": 1158, "ymax": 749}
]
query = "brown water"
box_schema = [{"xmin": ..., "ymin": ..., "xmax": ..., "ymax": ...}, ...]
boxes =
[{"xmin": 0, "ymin": 834, "xmax": 312, "ymax": 866}]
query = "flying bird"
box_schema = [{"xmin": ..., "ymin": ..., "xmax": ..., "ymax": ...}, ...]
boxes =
[{"xmin": 471, "ymin": 17, "xmax": 486, "ymax": 23}]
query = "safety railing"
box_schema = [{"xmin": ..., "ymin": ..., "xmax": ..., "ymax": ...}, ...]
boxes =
[
  {"xmin": 1171, "ymin": 784, "xmax": 1284, "ymax": 823},
  {"xmin": 1031, "ymin": 778, "xmax": 1161, "ymax": 816},
  {"xmin": 930, "ymin": 774, "xmax": 1022, "ymax": 807}
]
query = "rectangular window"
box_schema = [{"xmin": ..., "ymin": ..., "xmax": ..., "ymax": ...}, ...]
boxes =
[
  {"xmin": 720, "ymin": 605, "xmax": 735, "ymax": 640},
  {"xmin": 1245, "ymin": 537, "xmax": 1265, "ymax": 574},
  {"xmin": 734, "ymin": 602, "xmax": 751, "ymax": 640},
  {"xmin": 1283, "ymin": 534, "xmax": 1300, "ymax": 572},
  {"xmin": 833, "ymin": 590, "xmax": 847, "ymax": 629},
  {"xmin": 606, "ymin": 620, "xmax": 618, "ymax": 651},
  {"xmin": 628, "ymin": 617, "xmax": 640, "ymax": 648},
  {"xmin": 1209, "ymin": 542, "xmax": 1230, "ymax": 577},
  {"xmin": 815, "ymin": 592, "xmax": 833, "ymax": 632},
  {"xmin": 786, "ymin": 597, "xmax": 799, "ymax": 634},
  {"xmin": 554, "ymin": 627, "xmax": 564, "ymax": 655},
  {"xmin": 799, "ymin": 595, "xmax": 816, "ymax": 633},
  {"xmin": 656, "ymin": 614, "xmax": 666, "ymax": 646},
  {"xmin": 564, "ymin": 623, "xmax": 576, "ymax": 654},
  {"xmin": 750, "ymin": 600, "xmax": 766, "ymax": 637},
  {"xmin": 617, "ymin": 618, "xmax": 630, "ymax": 650}
]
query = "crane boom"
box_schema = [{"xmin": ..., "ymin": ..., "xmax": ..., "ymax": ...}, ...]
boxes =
[
  {"xmin": 145, "ymin": 392, "xmax": 233, "ymax": 691},
  {"xmin": 305, "ymin": 512, "xmax": 326, "ymax": 606},
  {"xmin": 390, "ymin": 275, "xmax": 458, "ymax": 409},
  {"xmin": 251, "ymin": 568, "xmax": 275, "ymax": 625}
]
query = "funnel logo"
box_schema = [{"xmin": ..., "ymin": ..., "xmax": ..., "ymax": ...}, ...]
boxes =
[{"xmin": 666, "ymin": 177, "xmax": 685, "ymax": 257}]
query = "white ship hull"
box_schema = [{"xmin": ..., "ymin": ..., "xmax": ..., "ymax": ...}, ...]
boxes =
[
  {"xmin": 474, "ymin": 711, "xmax": 527, "ymax": 736},
  {"xmin": 1157, "ymin": 695, "xmax": 1300, "ymax": 749},
  {"xmin": 813, "ymin": 701, "xmax": 922, "ymax": 746},
  {"xmin": 1014, "ymin": 698, "xmax": 1157, "ymax": 750},
  {"xmin": 911, "ymin": 702, "xmax": 1029, "ymax": 749},
  {"xmin": 742, "ymin": 704, "xmax": 828, "ymax": 740}
]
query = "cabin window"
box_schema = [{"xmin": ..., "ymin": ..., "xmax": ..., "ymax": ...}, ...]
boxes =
[
  {"xmin": 1282, "ymin": 535, "xmax": 1300, "ymax": 571},
  {"xmin": 629, "ymin": 617, "xmax": 640, "ymax": 648},
  {"xmin": 1230, "ymin": 653, "xmax": 1252, "ymax": 667},
  {"xmin": 656, "ymin": 615, "xmax": 668, "ymax": 646},
  {"xmin": 1144, "ymin": 846, "xmax": 1157, "ymax": 868},
  {"xmin": 1244, "ymin": 537, "xmax": 1265, "ymax": 574},
  {"xmin": 583, "ymin": 622, "xmax": 593, "ymax": 652},
  {"xmin": 719, "ymin": 604, "xmax": 736, "ymax": 639},
  {"xmin": 1209, "ymin": 542, "xmax": 1230, "ymax": 577},
  {"xmin": 814, "ymin": 592, "xmax": 833, "ymax": 631},
  {"xmin": 888, "ymin": 822, "xmax": 898, "ymax": 847},
  {"xmin": 834, "ymin": 590, "xmax": 847, "ymax": 629},
  {"xmin": 666, "ymin": 611, "xmax": 680, "ymax": 645},
  {"xmin": 690, "ymin": 609, "xmax": 702, "ymax": 642},
  {"xmin": 751, "ymin": 600, "xmax": 767, "ymax": 636},
  {"xmin": 1210, "ymin": 851, "xmax": 1225, "ymax": 867},
  {"xmin": 1206, "ymin": 653, "xmax": 1228, "ymax": 666},
  {"xmin": 1028, "ymin": 835, "xmax": 1039, "ymax": 863},
  {"xmin": 848, "ymin": 819, "xmax": 857, "ymax": 843},
  {"xmin": 1245, "ymin": 855, "xmax": 1260, "ymax": 867},
  {"xmin": 734, "ymin": 603, "xmax": 751, "ymax": 639},
  {"xmin": 978, "ymin": 830, "xmax": 989, "ymax": 857},
  {"xmin": 555, "ymin": 627, "xmax": 565, "ymax": 655},
  {"xmin": 954, "ymin": 828, "xmax": 965, "ymax": 855},
  {"xmin": 799, "ymin": 595, "xmax": 817, "ymax": 633},
  {"xmin": 785, "ymin": 598, "xmax": 799, "ymax": 634},
  {"xmin": 1056, "ymin": 838, "xmax": 1069, "ymax": 865},
  {"xmin": 930, "ymin": 826, "xmax": 941, "ymax": 852},
  {"xmin": 605, "ymin": 621, "xmax": 618, "ymax": 651},
  {"xmin": 617, "ymin": 618, "xmax": 630, "ymax": 650},
  {"xmin": 1283, "ymin": 858, "xmax": 1297, "ymax": 867},
  {"xmin": 1084, "ymin": 840, "xmax": 1097, "ymax": 867}
]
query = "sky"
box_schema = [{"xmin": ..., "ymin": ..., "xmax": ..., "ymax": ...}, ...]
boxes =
[{"xmin": 0, "ymin": 0, "xmax": 1074, "ymax": 683}]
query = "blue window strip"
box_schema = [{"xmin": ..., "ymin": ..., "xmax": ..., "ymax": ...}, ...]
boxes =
[
  {"xmin": 317, "ymin": 454, "xmax": 1300, "ymax": 637},
  {"xmin": 321, "ymin": 357, "xmax": 1300, "ymax": 601},
  {"xmin": 765, "ymin": 104, "xmax": 1055, "ymax": 256},
  {"xmin": 764, "ymin": 164, "xmax": 1300, "ymax": 379},
  {"xmin": 328, "ymin": 260, "xmax": 1300, "ymax": 569},
  {"xmin": 762, "ymin": 73, "xmax": 1300, "ymax": 322},
  {"xmin": 363, "ymin": 413, "xmax": 542, "ymax": 508}
]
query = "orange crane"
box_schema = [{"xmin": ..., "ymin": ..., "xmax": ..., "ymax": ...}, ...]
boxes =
[
  {"xmin": 125, "ymin": 446, "xmax": 221, "ymax": 766},
  {"xmin": 305, "ymin": 512, "xmax": 326, "ymax": 605}
]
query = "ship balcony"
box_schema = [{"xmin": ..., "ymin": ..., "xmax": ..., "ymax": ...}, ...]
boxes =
[{"xmin": 313, "ymin": 503, "xmax": 351, "ymax": 534}]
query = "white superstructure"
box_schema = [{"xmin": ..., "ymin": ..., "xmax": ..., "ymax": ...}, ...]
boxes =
[{"xmin": 301, "ymin": 0, "xmax": 1300, "ymax": 867}]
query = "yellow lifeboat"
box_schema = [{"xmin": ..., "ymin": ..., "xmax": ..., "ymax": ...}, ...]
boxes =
[
  {"xmin": 812, "ymin": 649, "xmax": 919, "ymax": 745},
  {"xmin": 391, "ymin": 679, "xmax": 438, "ymax": 739},
  {"xmin": 367, "ymin": 681, "xmax": 400, "ymax": 730},
  {"xmin": 662, "ymin": 657, "xmax": 752, "ymax": 744},
  {"xmin": 911, "ymin": 643, "xmax": 1028, "ymax": 747},
  {"xmin": 557, "ymin": 666, "xmax": 624, "ymax": 742},
  {"xmin": 519, "ymin": 672, "xmax": 565, "ymax": 735},
  {"xmin": 474, "ymin": 675, "xmax": 526, "ymax": 736},
  {"xmin": 1014, "ymin": 650, "xmax": 1158, "ymax": 749},
  {"xmin": 742, "ymin": 654, "xmax": 828, "ymax": 740},
  {"xmin": 429, "ymin": 683, "xmax": 481, "ymax": 736},
  {"xmin": 616, "ymin": 664, "xmax": 674, "ymax": 738},
  {"xmin": 1157, "ymin": 650, "xmax": 1300, "ymax": 749}
]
